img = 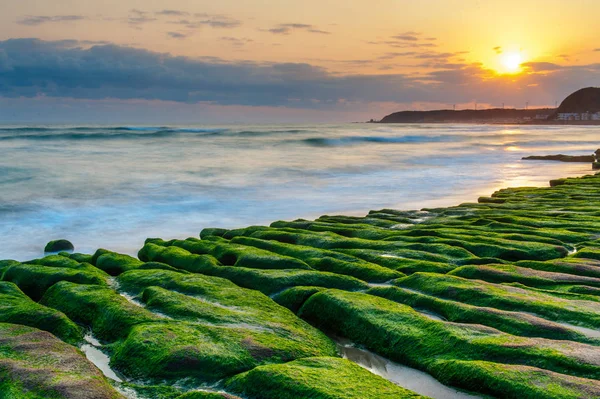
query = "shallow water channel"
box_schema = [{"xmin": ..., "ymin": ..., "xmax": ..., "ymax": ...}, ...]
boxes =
[
  {"xmin": 80, "ymin": 333, "xmax": 124, "ymax": 383},
  {"xmin": 335, "ymin": 338, "xmax": 484, "ymax": 399}
]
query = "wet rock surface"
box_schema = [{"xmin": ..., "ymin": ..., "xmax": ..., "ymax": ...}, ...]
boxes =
[
  {"xmin": 0, "ymin": 323, "xmax": 123, "ymax": 399},
  {"xmin": 2, "ymin": 172, "xmax": 600, "ymax": 398}
]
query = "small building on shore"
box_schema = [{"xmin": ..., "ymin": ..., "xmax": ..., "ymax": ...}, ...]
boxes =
[{"xmin": 556, "ymin": 111, "xmax": 600, "ymax": 121}]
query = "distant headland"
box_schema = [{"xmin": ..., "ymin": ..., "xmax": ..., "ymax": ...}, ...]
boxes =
[{"xmin": 375, "ymin": 87, "xmax": 600, "ymax": 124}]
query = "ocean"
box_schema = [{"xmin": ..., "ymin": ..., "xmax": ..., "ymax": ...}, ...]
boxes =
[{"xmin": 0, "ymin": 123, "xmax": 596, "ymax": 261}]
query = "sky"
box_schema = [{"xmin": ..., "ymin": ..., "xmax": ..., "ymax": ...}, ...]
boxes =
[{"xmin": 1, "ymin": 0, "xmax": 600, "ymax": 123}]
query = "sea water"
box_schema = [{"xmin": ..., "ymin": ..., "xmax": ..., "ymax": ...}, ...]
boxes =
[{"xmin": 0, "ymin": 123, "xmax": 596, "ymax": 260}]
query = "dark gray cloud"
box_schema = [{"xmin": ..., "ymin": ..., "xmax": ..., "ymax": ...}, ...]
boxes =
[
  {"xmin": 264, "ymin": 23, "xmax": 331, "ymax": 35},
  {"xmin": 0, "ymin": 38, "xmax": 596, "ymax": 110},
  {"xmin": 17, "ymin": 15, "xmax": 86, "ymax": 26}
]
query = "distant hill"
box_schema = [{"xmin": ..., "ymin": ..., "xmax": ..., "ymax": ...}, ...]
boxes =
[
  {"xmin": 551, "ymin": 87, "xmax": 600, "ymax": 116},
  {"xmin": 378, "ymin": 108, "xmax": 554, "ymax": 124}
]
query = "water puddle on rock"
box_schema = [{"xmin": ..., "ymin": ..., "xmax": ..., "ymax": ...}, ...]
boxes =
[
  {"xmin": 335, "ymin": 338, "xmax": 482, "ymax": 399},
  {"xmin": 81, "ymin": 333, "xmax": 124, "ymax": 383}
]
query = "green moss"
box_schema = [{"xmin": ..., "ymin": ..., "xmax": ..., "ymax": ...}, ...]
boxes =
[
  {"xmin": 230, "ymin": 236, "xmax": 404, "ymax": 282},
  {"xmin": 165, "ymin": 237, "xmax": 314, "ymax": 271},
  {"xmin": 111, "ymin": 321, "xmax": 286, "ymax": 382},
  {"xmin": 430, "ymin": 360, "xmax": 600, "ymax": 399},
  {"xmin": 449, "ymin": 263, "xmax": 600, "ymax": 290},
  {"xmin": 118, "ymin": 270, "xmax": 337, "ymax": 355},
  {"xmin": 177, "ymin": 391, "xmax": 241, "ymax": 399},
  {"xmin": 574, "ymin": 248, "xmax": 600, "ymax": 261},
  {"xmin": 515, "ymin": 259, "xmax": 600, "ymax": 279},
  {"xmin": 225, "ymin": 357, "xmax": 426, "ymax": 399},
  {"xmin": 394, "ymin": 273, "xmax": 600, "ymax": 328},
  {"xmin": 299, "ymin": 290, "xmax": 600, "ymax": 387},
  {"xmin": 138, "ymin": 242, "xmax": 368, "ymax": 294},
  {"xmin": 25, "ymin": 254, "xmax": 81, "ymax": 269},
  {"xmin": 117, "ymin": 383, "xmax": 184, "ymax": 399},
  {"xmin": 41, "ymin": 282, "xmax": 158, "ymax": 341},
  {"xmin": 0, "ymin": 282, "xmax": 81, "ymax": 344},
  {"xmin": 92, "ymin": 249, "xmax": 144, "ymax": 275},
  {"xmin": 271, "ymin": 286, "xmax": 327, "ymax": 313},
  {"xmin": 0, "ymin": 323, "xmax": 123, "ymax": 399},
  {"xmin": 69, "ymin": 252, "xmax": 94, "ymax": 264},
  {"xmin": 1, "ymin": 261, "xmax": 108, "ymax": 301},
  {"xmin": 44, "ymin": 239, "xmax": 74, "ymax": 253},
  {"xmin": 368, "ymin": 285, "xmax": 597, "ymax": 344},
  {"xmin": 176, "ymin": 392, "xmax": 242, "ymax": 399}
]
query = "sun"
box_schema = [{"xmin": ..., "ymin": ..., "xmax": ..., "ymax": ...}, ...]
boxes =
[{"xmin": 500, "ymin": 52, "xmax": 524, "ymax": 74}]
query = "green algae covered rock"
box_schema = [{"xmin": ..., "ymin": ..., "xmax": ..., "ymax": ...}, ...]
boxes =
[
  {"xmin": 3, "ymin": 171, "xmax": 600, "ymax": 398},
  {"xmin": 230, "ymin": 236, "xmax": 404, "ymax": 282},
  {"xmin": 44, "ymin": 239, "xmax": 74, "ymax": 253},
  {"xmin": 0, "ymin": 282, "xmax": 81, "ymax": 344},
  {"xmin": 368, "ymin": 285, "xmax": 598, "ymax": 344},
  {"xmin": 393, "ymin": 272, "xmax": 600, "ymax": 328},
  {"xmin": 116, "ymin": 269, "xmax": 338, "ymax": 357},
  {"xmin": 272, "ymin": 286, "xmax": 327, "ymax": 313},
  {"xmin": 225, "ymin": 356, "xmax": 427, "ymax": 399},
  {"xmin": 1, "ymin": 260, "xmax": 109, "ymax": 301},
  {"xmin": 41, "ymin": 270, "xmax": 337, "ymax": 384},
  {"xmin": 92, "ymin": 249, "xmax": 144, "ymax": 275},
  {"xmin": 299, "ymin": 289, "xmax": 600, "ymax": 397},
  {"xmin": 138, "ymin": 242, "xmax": 368, "ymax": 294},
  {"xmin": 430, "ymin": 360, "xmax": 600, "ymax": 399},
  {"xmin": 41, "ymin": 282, "xmax": 160, "ymax": 341},
  {"xmin": 176, "ymin": 392, "xmax": 242, "ymax": 399},
  {"xmin": 0, "ymin": 323, "xmax": 124, "ymax": 399}
]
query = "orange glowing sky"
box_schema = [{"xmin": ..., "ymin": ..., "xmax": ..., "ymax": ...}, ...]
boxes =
[{"xmin": 2, "ymin": 0, "xmax": 600, "ymax": 122}]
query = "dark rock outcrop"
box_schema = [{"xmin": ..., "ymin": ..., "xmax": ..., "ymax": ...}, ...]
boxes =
[
  {"xmin": 522, "ymin": 154, "xmax": 595, "ymax": 162},
  {"xmin": 379, "ymin": 108, "xmax": 554, "ymax": 123}
]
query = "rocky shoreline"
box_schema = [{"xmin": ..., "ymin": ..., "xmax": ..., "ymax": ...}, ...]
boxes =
[{"xmin": 2, "ymin": 170, "xmax": 600, "ymax": 398}]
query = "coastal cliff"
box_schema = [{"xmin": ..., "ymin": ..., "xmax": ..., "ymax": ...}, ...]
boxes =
[
  {"xmin": 378, "ymin": 87, "xmax": 600, "ymax": 124},
  {"xmin": 379, "ymin": 108, "xmax": 553, "ymax": 124}
]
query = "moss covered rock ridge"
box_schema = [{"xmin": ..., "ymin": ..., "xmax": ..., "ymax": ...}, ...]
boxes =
[{"xmin": 2, "ymin": 172, "xmax": 600, "ymax": 398}]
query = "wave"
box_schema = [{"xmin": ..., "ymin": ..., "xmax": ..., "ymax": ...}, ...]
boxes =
[
  {"xmin": 0, "ymin": 127, "xmax": 229, "ymax": 141},
  {"xmin": 301, "ymin": 134, "xmax": 464, "ymax": 147}
]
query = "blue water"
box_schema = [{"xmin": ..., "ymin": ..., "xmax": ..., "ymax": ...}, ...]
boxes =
[{"xmin": 0, "ymin": 123, "xmax": 596, "ymax": 260}]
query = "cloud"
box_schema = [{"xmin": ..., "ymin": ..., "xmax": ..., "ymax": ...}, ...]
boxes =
[
  {"xmin": 0, "ymin": 38, "xmax": 597, "ymax": 112},
  {"xmin": 264, "ymin": 23, "xmax": 331, "ymax": 35},
  {"xmin": 156, "ymin": 10, "xmax": 190, "ymax": 16},
  {"xmin": 521, "ymin": 62, "xmax": 563, "ymax": 72},
  {"xmin": 369, "ymin": 32, "xmax": 438, "ymax": 49},
  {"xmin": 493, "ymin": 46, "xmax": 503, "ymax": 54},
  {"xmin": 167, "ymin": 32, "xmax": 189, "ymax": 39},
  {"xmin": 17, "ymin": 15, "xmax": 86, "ymax": 26},
  {"xmin": 220, "ymin": 37, "xmax": 254, "ymax": 46},
  {"xmin": 391, "ymin": 34, "xmax": 419, "ymax": 41},
  {"xmin": 127, "ymin": 9, "xmax": 157, "ymax": 26},
  {"xmin": 169, "ymin": 16, "xmax": 242, "ymax": 29}
]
